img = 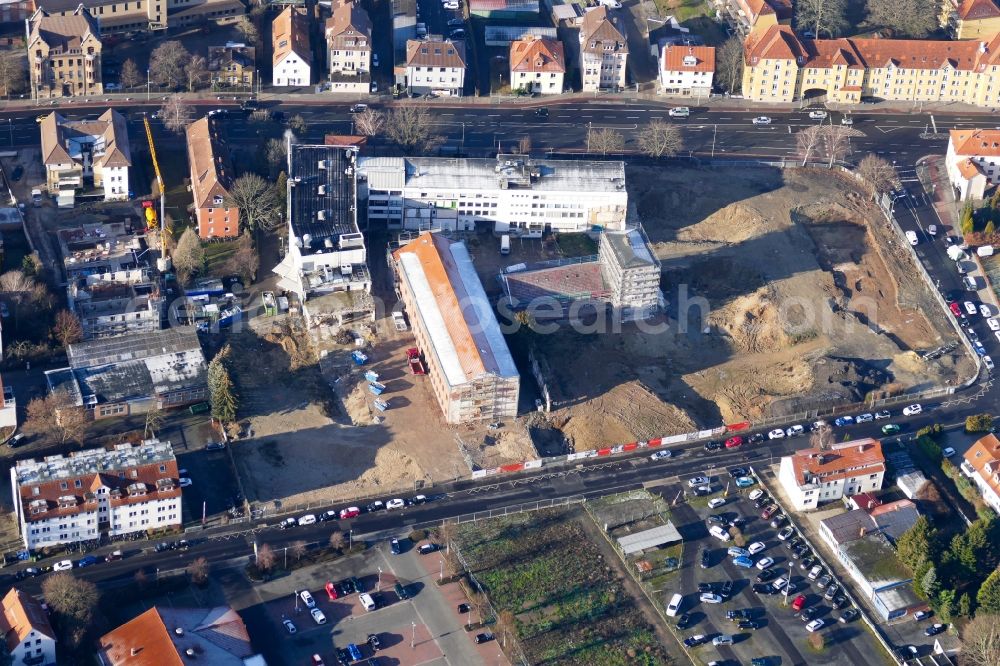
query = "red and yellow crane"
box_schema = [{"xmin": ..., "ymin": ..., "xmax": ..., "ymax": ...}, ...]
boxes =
[{"xmin": 143, "ymin": 114, "xmax": 170, "ymax": 267}]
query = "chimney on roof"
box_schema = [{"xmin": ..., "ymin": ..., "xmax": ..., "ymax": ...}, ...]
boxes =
[
  {"xmin": 131, "ymin": 648, "xmax": 141, "ymax": 656},
  {"xmin": 175, "ymin": 628, "xmax": 184, "ymax": 636},
  {"xmin": 858, "ymin": 444, "xmax": 865, "ymax": 453},
  {"xmin": 980, "ymin": 41, "xmax": 988, "ymax": 54},
  {"xmin": 859, "ymin": 525, "xmax": 866, "ymax": 538}
]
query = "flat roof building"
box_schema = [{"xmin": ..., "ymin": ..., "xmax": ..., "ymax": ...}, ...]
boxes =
[
  {"xmin": 10, "ymin": 438, "xmax": 181, "ymax": 550},
  {"xmin": 45, "ymin": 328, "xmax": 207, "ymax": 419},
  {"xmin": 359, "ymin": 154, "xmax": 627, "ymax": 236},
  {"xmin": 392, "ymin": 232, "xmax": 519, "ymax": 424}
]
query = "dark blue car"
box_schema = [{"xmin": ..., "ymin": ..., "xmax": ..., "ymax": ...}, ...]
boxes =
[{"xmin": 76, "ymin": 555, "xmax": 99, "ymax": 568}]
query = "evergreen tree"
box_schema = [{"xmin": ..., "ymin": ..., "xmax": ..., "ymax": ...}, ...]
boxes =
[
  {"xmin": 978, "ymin": 568, "xmax": 1000, "ymax": 613},
  {"xmin": 937, "ymin": 588, "xmax": 956, "ymax": 623},
  {"xmin": 922, "ymin": 565, "xmax": 941, "ymax": 600},
  {"xmin": 986, "ymin": 220, "xmax": 996, "ymax": 237},
  {"xmin": 897, "ymin": 516, "xmax": 937, "ymax": 574},
  {"xmin": 208, "ymin": 344, "xmax": 238, "ymax": 423},
  {"xmin": 958, "ymin": 592, "xmax": 974, "ymax": 619}
]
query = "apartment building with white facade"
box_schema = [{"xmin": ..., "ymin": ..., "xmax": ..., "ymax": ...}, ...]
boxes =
[
  {"xmin": 404, "ymin": 38, "xmax": 466, "ymax": 96},
  {"xmin": 659, "ymin": 44, "xmax": 715, "ymax": 96},
  {"xmin": 39, "ymin": 109, "xmax": 130, "ymax": 202},
  {"xmin": 272, "ymin": 6, "xmax": 311, "ymax": 86},
  {"xmin": 1, "ymin": 588, "xmax": 57, "ymax": 666},
  {"xmin": 579, "ymin": 6, "xmax": 627, "ymax": 92},
  {"xmin": 509, "ymin": 35, "xmax": 565, "ymax": 94},
  {"xmin": 962, "ymin": 433, "xmax": 1000, "ymax": 514},
  {"xmin": 10, "ymin": 439, "xmax": 181, "ymax": 550},
  {"xmin": 947, "ymin": 128, "xmax": 1000, "ymax": 201},
  {"xmin": 357, "ymin": 154, "xmax": 628, "ymax": 236},
  {"xmin": 778, "ymin": 438, "xmax": 886, "ymax": 511},
  {"xmin": 326, "ymin": 1, "xmax": 372, "ymax": 93}
]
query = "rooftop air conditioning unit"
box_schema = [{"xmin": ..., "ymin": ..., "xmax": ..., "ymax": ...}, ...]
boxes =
[
  {"xmin": 318, "ymin": 185, "xmax": 327, "ymax": 195},
  {"xmin": 318, "ymin": 160, "xmax": 327, "ymax": 170}
]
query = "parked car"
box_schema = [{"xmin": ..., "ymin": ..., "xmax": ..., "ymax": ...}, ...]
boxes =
[
  {"xmin": 925, "ymin": 623, "xmax": 946, "ymax": 636},
  {"xmin": 778, "ymin": 527, "xmax": 795, "ymax": 541},
  {"xmin": 736, "ymin": 476, "xmax": 756, "ymax": 488},
  {"xmin": 725, "ymin": 436, "xmax": 744, "ymax": 448},
  {"xmin": 855, "ymin": 413, "xmax": 874, "ymax": 423},
  {"xmin": 739, "ymin": 619, "xmax": 762, "ymax": 630},
  {"xmin": 676, "ymin": 613, "xmax": 693, "ymax": 629},
  {"xmin": 906, "ymin": 230, "xmax": 919, "ymax": 245},
  {"xmin": 367, "ymin": 634, "xmax": 381, "ymax": 651},
  {"xmin": 297, "ymin": 514, "xmax": 316, "ymax": 526},
  {"xmin": 748, "ymin": 541, "xmax": 766, "ymax": 555},
  {"xmin": 418, "ymin": 543, "xmax": 439, "ymax": 554},
  {"xmin": 688, "ymin": 476, "xmax": 710, "ymax": 487},
  {"xmin": 825, "ymin": 584, "xmax": 841, "ymax": 600},
  {"xmin": 799, "ymin": 556, "xmax": 816, "ymax": 571},
  {"xmin": 76, "ymin": 555, "xmax": 99, "ymax": 568},
  {"xmin": 708, "ymin": 497, "xmax": 727, "ymax": 509},
  {"xmin": 712, "ymin": 634, "xmax": 734, "ymax": 646},
  {"xmin": 283, "ymin": 619, "xmax": 297, "ymax": 634},
  {"xmin": 319, "ymin": 510, "xmax": 338, "ymax": 522},
  {"xmin": 748, "ymin": 489, "xmax": 765, "ymax": 501},
  {"xmin": 700, "ymin": 593, "xmax": 723, "ymax": 604},
  {"xmin": 299, "ymin": 590, "xmax": 316, "ymax": 608},
  {"xmin": 831, "ymin": 596, "xmax": 848, "ymax": 610},
  {"xmin": 761, "ymin": 505, "xmax": 779, "ymax": 519},
  {"xmin": 756, "ymin": 557, "xmax": 775, "ymax": 570},
  {"xmin": 701, "ymin": 548, "xmax": 712, "ymax": 569},
  {"xmin": 651, "ymin": 450, "xmax": 672, "ymax": 460},
  {"xmin": 729, "ymin": 467, "xmax": 749, "ymax": 478},
  {"xmin": 801, "ymin": 607, "xmax": 822, "ymax": 622},
  {"xmin": 881, "ymin": 424, "xmax": 901, "ymax": 435},
  {"xmin": 786, "ymin": 424, "xmax": 805, "ymax": 437},
  {"xmin": 390, "ymin": 538, "xmax": 401, "ymax": 554},
  {"xmin": 767, "ymin": 428, "xmax": 785, "ymax": 440},
  {"xmin": 903, "ymin": 404, "xmax": 923, "ymax": 416},
  {"xmin": 339, "ymin": 507, "xmax": 361, "ymax": 520},
  {"xmin": 756, "ymin": 568, "xmax": 779, "ymax": 582},
  {"xmin": 808, "ymin": 565, "xmax": 824, "ymax": 580},
  {"xmin": 475, "ymin": 632, "xmax": 495, "ymax": 644},
  {"xmin": 704, "ymin": 440, "xmax": 723, "ymax": 451},
  {"xmin": 310, "ymin": 608, "xmax": 327, "ymax": 624},
  {"xmin": 816, "ymin": 574, "xmax": 832, "ymax": 588},
  {"xmin": 874, "ymin": 410, "xmax": 891, "ymax": 419},
  {"xmin": 839, "ymin": 609, "xmax": 860, "ymax": 623},
  {"xmin": 791, "ymin": 594, "xmax": 807, "ymax": 612},
  {"xmin": 733, "ymin": 556, "xmax": 754, "ymax": 569},
  {"xmin": 806, "ymin": 619, "xmax": 826, "ymax": 632},
  {"xmin": 683, "ymin": 634, "xmax": 708, "ymax": 647},
  {"xmin": 834, "ymin": 416, "xmax": 855, "ymax": 427},
  {"xmin": 386, "ymin": 498, "xmax": 405, "ymax": 510}
]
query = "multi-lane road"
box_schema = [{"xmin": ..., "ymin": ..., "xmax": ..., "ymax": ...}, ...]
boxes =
[{"xmin": 0, "ymin": 99, "xmax": 991, "ymax": 164}]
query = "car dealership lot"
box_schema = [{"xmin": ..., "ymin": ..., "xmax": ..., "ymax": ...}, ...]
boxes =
[{"xmin": 661, "ymin": 470, "xmax": 889, "ymax": 666}]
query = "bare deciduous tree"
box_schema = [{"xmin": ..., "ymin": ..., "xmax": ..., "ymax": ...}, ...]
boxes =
[
  {"xmin": 288, "ymin": 113, "xmax": 308, "ymax": 134},
  {"xmin": 856, "ymin": 153, "xmax": 900, "ymax": 200},
  {"xmin": 716, "ymin": 36, "xmax": 744, "ymax": 95},
  {"xmin": 821, "ymin": 124, "xmax": 852, "ymax": 167},
  {"xmin": 328, "ymin": 531, "xmax": 346, "ymax": 551},
  {"xmin": 51, "ymin": 310, "xmax": 83, "ymax": 348},
  {"xmin": 224, "ymin": 173, "xmax": 282, "ymax": 233},
  {"xmin": 159, "ymin": 95, "xmax": 193, "ymax": 135},
  {"xmin": 795, "ymin": 0, "xmax": 848, "ymax": 37},
  {"xmin": 120, "ymin": 58, "xmax": 142, "ymax": 89},
  {"xmin": 25, "ymin": 393, "xmax": 88, "ymax": 445},
  {"xmin": 797, "ymin": 125, "xmax": 824, "ymax": 166},
  {"xmin": 144, "ymin": 407, "xmax": 164, "ymax": 437},
  {"xmin": 588, "ymin": 127, "xmax": 624, "ymax": 155},
  {"xmin": 42, "ymin": 573, "xmax": 98, "ymax": 648},
  {"xmin": 0, "ymin": 52, "xmax": 26, "ymax": 99},
  {"xmin": 188, "ymin": 557, "xmax": 210, "ymax": 585},
  {"xmin": 637, "ymin": 119, "xmax": 683, "ymax": 158},
  {"xmin": 962, "ymin": 613, "xmax": 1000, "ymax": 666},
  {"xmin": 149, "ymin": 41, "xmax": 191, "ymax": 89},
  {"xmin": 496, "ymin": 609, "xmax": 517, "ymax": 648},
  {"xmin": 290, "ymin": 540, "xmax": 307, "ymax": 561},
  {"xmin": 223, "ymin": 233, "xmax": 259, "ymax": 285},
  {"xmin": 185, "ymin": 55, "xmax": 208, "ymax": 92},
  {"xmin": 0, "ymin": 270, "xmax": 36, "ymax": 303},
  {"xmin": 172, "ymin": 227, "xmax": 204, "ymax": 284},
  {"xmin": 385, "ymin": 105, "xmax": 437, "ymax": 154},
  {"xmin": 354, "ymin": 108, "xmax": 385, "ymax": 137},
  {"xmin": 809, "ymin": 423, "xmax": 835, "ymax": 450},
  {"xmin": 256, "ymin": 543, "xmax": 276, "ymax": 572},
  {"xmin": 236, "ymin": 16, "xmax": 258, "ymax": 45},
  {"xmin": 264, "ymin": 138, "xmax": 286, "ymax": 174},
  {"xmin": 865, "ymin": 0, "xmax": 936, "ymax": 37}
]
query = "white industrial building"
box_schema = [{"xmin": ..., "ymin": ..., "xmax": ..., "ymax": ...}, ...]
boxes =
[
  {"xmin": 358, "ymin": 154, "xmax": 628, "ymax": 236},
  {"xmin": 778, "ymin": 438, "xmax": 886, "ymax": 511},
  {"xmin": 10, "ymin": 439, "xmax": 182, "ymax": 550}
]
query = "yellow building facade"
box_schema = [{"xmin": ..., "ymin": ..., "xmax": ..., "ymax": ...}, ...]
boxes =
[{"xmin": 743, "ymin": 24, "xmax": 1000, "ymax": 108}]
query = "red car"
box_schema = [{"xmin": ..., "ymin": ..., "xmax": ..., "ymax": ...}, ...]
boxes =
[
  {"xmin": 339, "ymin": 506, "xmax": 361, "ymax": 520},
  {"xmin": 325, "ymin": 581, "xmax": 338, "ymax": 600},
  {"xmin": 949, "ymin": 302, "xmax": 963, "ymax": 318},
  {"xmin": 725, "ymin": 436, "xmax": 744, "ymax": 449},
  {"xmin": 406, "ymin": 348, "xmax": 427, "ymax": 375},
  {"xmin": 761, "ymin": 504, "xmax": 779, "ymax": 519},
  {"xmin": 792, "ymin": 594, "xmax": 807, "ymax": 612}
]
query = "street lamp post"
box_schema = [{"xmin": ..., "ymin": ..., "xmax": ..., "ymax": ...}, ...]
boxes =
[
  {"xmin": 711, "ymin": 124, "xmax": 717, "ymax": 158},
  {"xmin": 377, "ymin": 567, "xmax": 382, "ymax": 592},
  {"xmin": 784, "ymin": 563, "xmax": 793, "ymax": 606},
  {"xmin": 411, "ymin": 621, "xmax": 417, "ymax": 648},
  {"xmin": 146, "ymin": 69, "xmax": 150, "ymax": 101}
]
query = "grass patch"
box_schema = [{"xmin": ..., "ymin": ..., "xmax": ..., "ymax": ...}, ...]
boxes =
[
  {"xmin": 555, "ymin": 233, "xmax": 598, "ymax": 257},
  {"xmin": 204, "ymin": 238, "xmax": 240, "ymax": 276},
  {"xmin": 456, "ymin": 508, "xmax": 670, "ymax": 666}
]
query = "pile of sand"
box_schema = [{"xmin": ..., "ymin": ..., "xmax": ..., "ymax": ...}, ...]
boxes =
[
  {"xmin": 554, "ymin": 382, "xmax": 696, "ymax": 451},
  {"xmin": 339, "ymin": 377, "xmax": 376, "ymax": 425},
  {"xmin": 352, "ymin": 447, "xmax": 427, "ymax": 490},
  {"xmin": 677, "ymin": 203, "xmax": 774, "ymax": 245},
  {"xmin": 708, "ymin": 287, "xmax": 790, "ymax": 354}
]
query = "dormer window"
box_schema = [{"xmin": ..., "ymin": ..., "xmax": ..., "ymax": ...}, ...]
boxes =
[{"xmin": 213, "ymin": 195, "xmax": 224, "ymax": 205}]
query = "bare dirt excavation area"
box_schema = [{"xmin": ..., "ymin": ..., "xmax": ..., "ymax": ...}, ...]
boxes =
[
  {"xmin": 515, "ymin": 166, "xmax": 972, "ymax": 452},
  {"xmin": 229, "ymin": 165, "xmax": 972, "ymax": 509}
]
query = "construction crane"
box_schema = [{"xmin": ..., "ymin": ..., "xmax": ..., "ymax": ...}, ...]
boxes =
[{"xmin": 143, "ymin": 114, "xmax": 170, "ymax": 270}]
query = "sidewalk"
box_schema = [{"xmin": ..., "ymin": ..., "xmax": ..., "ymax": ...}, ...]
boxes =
[{"xmin": 917, "ymin": 155, "xmax": 960, "ymax": 232}]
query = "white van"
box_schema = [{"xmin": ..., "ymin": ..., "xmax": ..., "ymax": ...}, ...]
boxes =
[
  {"xmin": 666, "ymin": 593, "xmax": 683, "ymax": 617},
  {"xmin": 709, "ymin": 525, "xmax": 732, "ymax": 542},
  {"xmin": 500, "ymin": 234, "xmax": 511, "ymax": 255},
  {"xmin": 668, "ymin": 107, "xmax": 690, "ymax": 118},
  {"xmin": 297, "ymin": 514, "xmax": 317, "ymax": 526},
  {"xmin": 359, "ymin": 593, "xmax": 377, "ymax": 611}
]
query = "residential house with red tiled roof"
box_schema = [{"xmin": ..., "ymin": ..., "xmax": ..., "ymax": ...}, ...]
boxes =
[
  {"xmin": 947, "ymin": 128, "xmax": 1000, "ymax": 200},
  {"xmin": 1, "ymin": 588, "xmax": 56, "ymax": 666},
  {"xmin": 38, "ymin": 108, "xmax": 130, "ymax": 202},
  {"xmin": 778, "ymin": 438, "xmax": 886, "ymax": 510},
  {"xmin": 962, "ymin": 433, "xmax": 1000, "ymax": 514},
  {"xmin": 404, "ymin": 39, "xmax": 466, "ymax": 96},
  {"xmin": 186, "ymin": 116, "xmax": 239, "ymax": 240},
  {"xmin": 742, "ymin": 24, "xmax": 1000, "ymax": 107},
  {"xmin": 660, "ymin": 45, "xmax": 715, "ymax": 96},
  {"xmin": 325, "ymin": 1, "xmax": 372, "ymax": 93},
  {"xmin": 509, "ymin": 35, "xmax": 565, "ymax": 94},
  {"xmin": 947, "ymin": 0, "xmax": 1000, "ymax": 39},
  {"xmin": 272, "ymin": 6, "xmax": 311, "ymax": 87},
  {"xmin": 10, "ymin": 439, "xmax": 182, "ymax": 550},
  {"xmin": 97, "ymin": 606, "xmax": 260, "ymax": 666}
]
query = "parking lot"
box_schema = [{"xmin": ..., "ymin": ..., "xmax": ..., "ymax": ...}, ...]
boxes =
[
  {"xmin": 656, "ymin": 465, "xmax": 892, "ymax": 666},
  {"xmin": 243, "ymin": 536, "xmax": 505, "ymax": 665}
]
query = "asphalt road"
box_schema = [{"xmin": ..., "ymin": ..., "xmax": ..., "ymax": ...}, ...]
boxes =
[{"xmin": 0, "ymin": 100, "xmax": 988, "ymax": 165}]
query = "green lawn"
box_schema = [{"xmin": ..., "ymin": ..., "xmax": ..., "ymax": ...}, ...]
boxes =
[
  {"xmin": 555, "ymin": 233, "xmax": 598, "ymax": 257},
  {"xmin": 204, "ymin": 238, "xmax": 240, "ymax": 276}
]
